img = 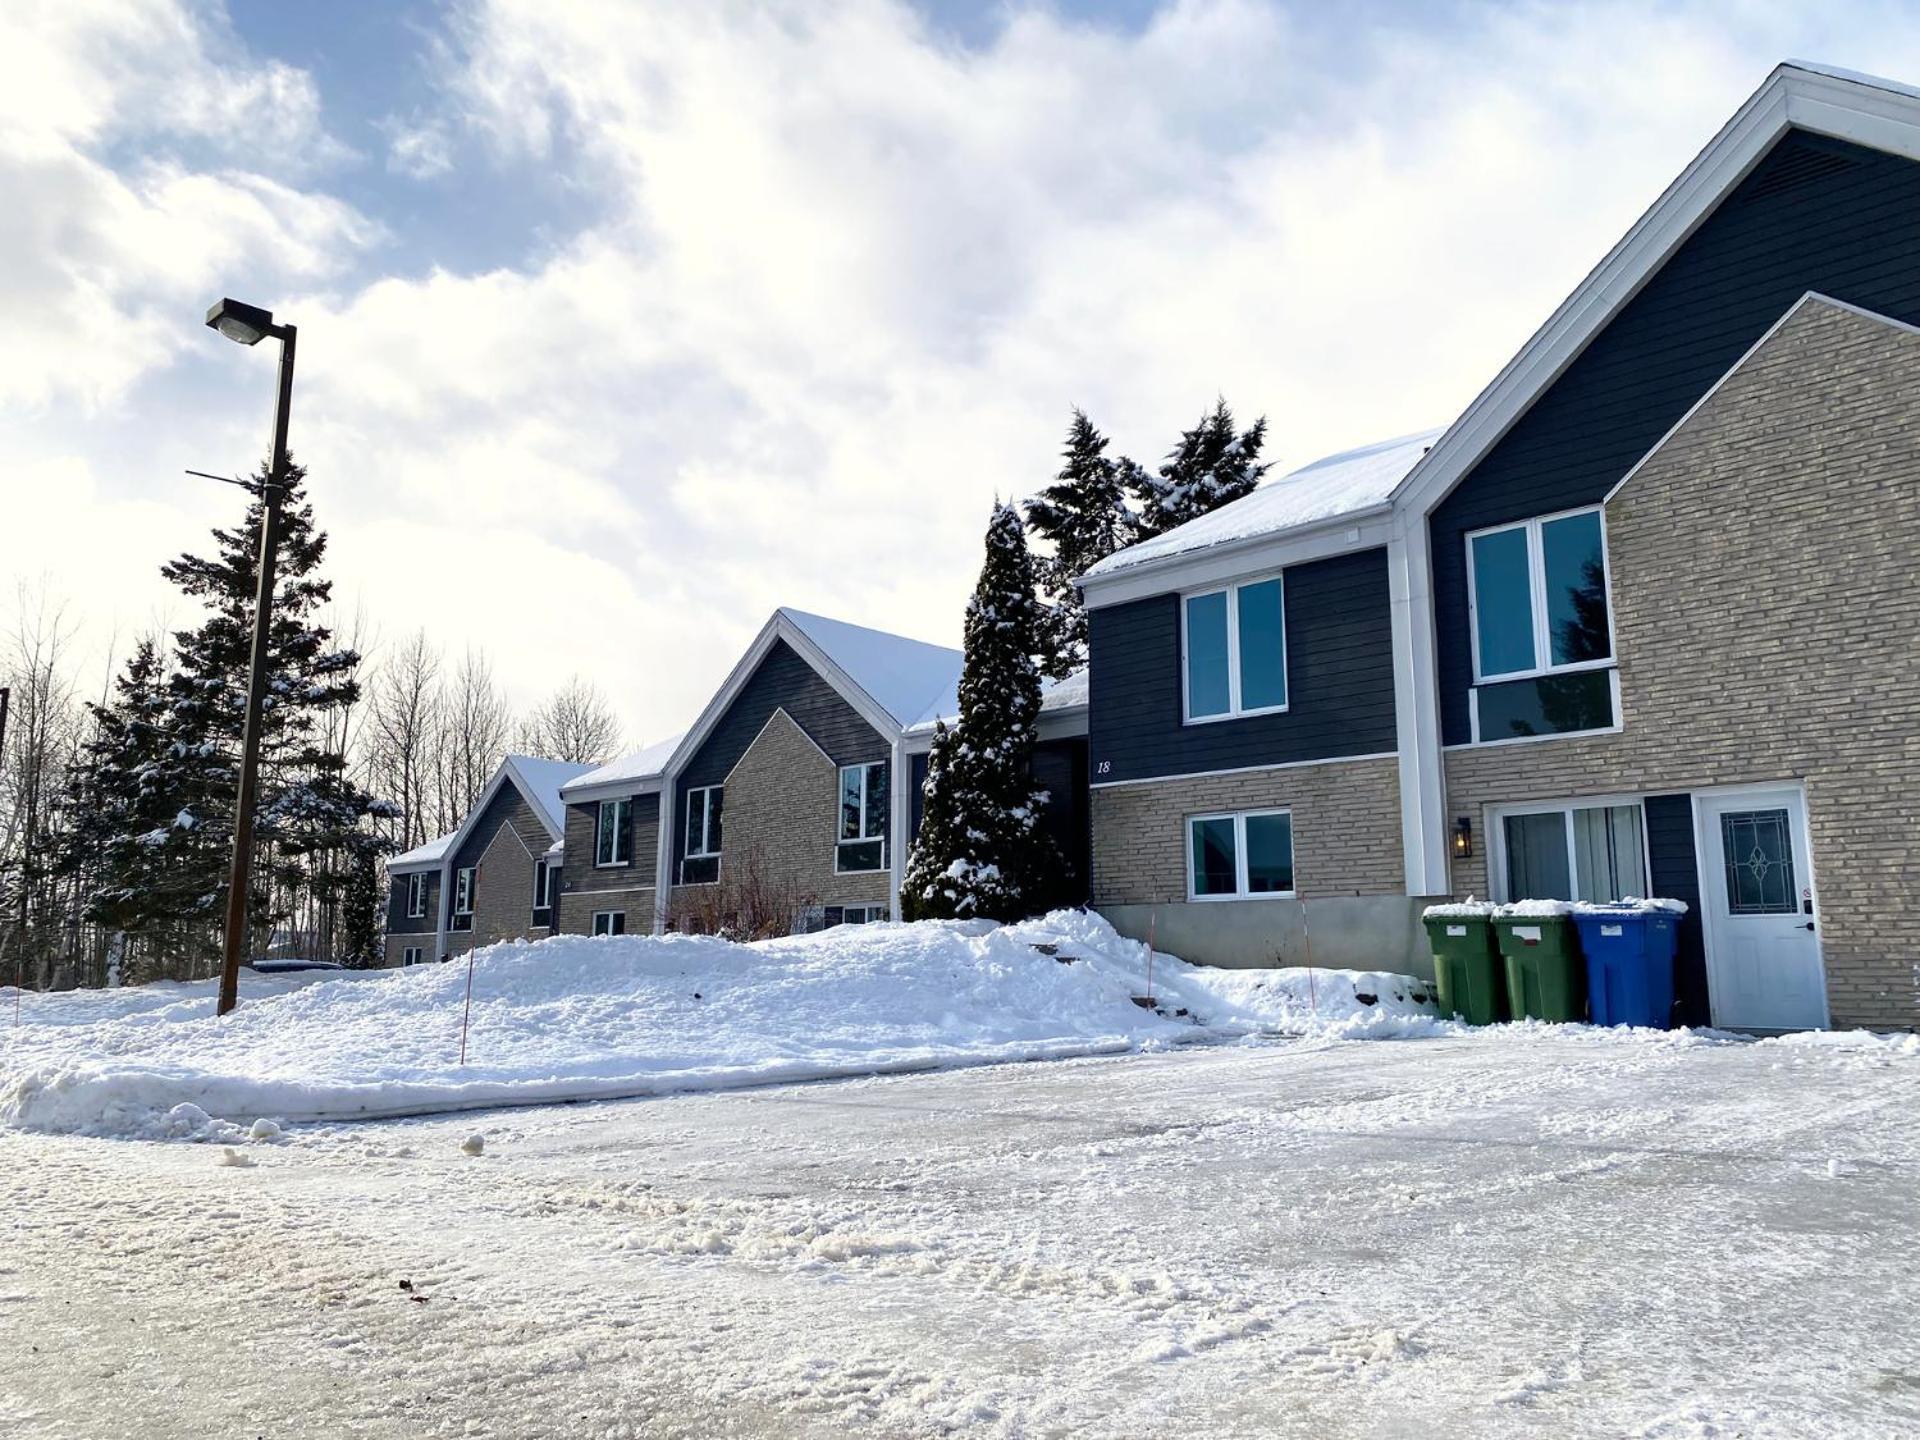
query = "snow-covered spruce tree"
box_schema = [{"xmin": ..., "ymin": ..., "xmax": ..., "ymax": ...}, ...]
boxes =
[
  {"xmin": 902, "ymin": 502, "xmax": 1062, "ymax": 922},
  {"xmin": 55, "ymin": 638, "xmax": 213, "ymax": 983},
  {"xmin": 1022, "ymin": 409, "xmax": 1138, "ymax": 680},
  {"xmin": 155, "ymin": 459, "xmax": 390, "ymax": 964},
  {"xmin": 1129, "ymin": 397, "xmax": 1270, "ymax": 540}
]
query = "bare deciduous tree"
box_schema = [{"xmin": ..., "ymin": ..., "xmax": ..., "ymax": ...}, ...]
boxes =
[
  {"xmin": 515, "ymin": 675, "xmax": 623, "ymax": 766},
  {"xmin": 365, "ymin": 629, "xmax": 443, "ymax": 850},
  {"xmin": 433, "ymin": 647, "xmax": 514, "ymax": 836}
]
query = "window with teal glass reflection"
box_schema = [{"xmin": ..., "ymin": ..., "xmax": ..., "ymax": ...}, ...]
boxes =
[
  {"xmin": 1183, "ymin": 574, "xmax": 1287, "ymax": 722},
  {"xmin": 1469, "ymin": 507, "xmax": 1612, "ymax": 681}
]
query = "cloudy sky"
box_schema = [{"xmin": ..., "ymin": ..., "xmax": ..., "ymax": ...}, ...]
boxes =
[{"xmin": 7, "ymin": 0, "xmax": 1920, "ymax": 749}]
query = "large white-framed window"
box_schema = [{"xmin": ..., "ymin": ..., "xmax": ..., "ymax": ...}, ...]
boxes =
[
  {"xmin": 405, "ymin": 872, "xmax": 426, "ymax": 919},
  {"xmin": 591, "ymin": 910, "xmax": 626, "ymax": 937},
  {"xmin": 1467, "ymin": 506, "xmax": 1614, "ymax": 682},
  {"xmin": 1186, "ymin": 809, "xmax": 1295, "ymax": 901},
  {"xmin": 1182, "ymin": 574, "xmax": 1287, "ymax": 724},
  {"xmin": 1488, "ymin": 796, "xmax": 1649, "ymax": 903},
  {"xmin": 533, "ymin": 859, "xmax": 557, "ymax": 912},
  {"xmin": 595, "ymin": 797, "xmax": 632, "ymax": 867},
  {"xmin": 681, "ymin": 785, "xmax": 723, "ymax": 885},
  {"xmin": 836, "ymin": 761, "xmax": 888, "ymax": 873}
]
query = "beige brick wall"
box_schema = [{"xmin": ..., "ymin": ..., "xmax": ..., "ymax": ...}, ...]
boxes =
[
  {"xmin": 1090, "ymin": 755, "xmax": 1404, "ymax": 907},
  {"xmin": 449, "ymin": 803, "xmax": 549, "ymax": 956},
  {"xmin": 1442, "ymin": 298, "xmax": 1920, "ymax": 1030},
  {"xmin": 559, "ymin": 885, "xmax": 654, "ymax": 936},
  {"xmin": 382, "ymin": 934, "xmax": 432, "ymax": 968},
  {"xmin": 670, "ymin": 708, "xmax": 889, "ymax": 926}
]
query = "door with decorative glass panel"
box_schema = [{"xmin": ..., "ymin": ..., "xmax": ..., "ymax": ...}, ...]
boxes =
[{"xmin": 1696, "ymin": 787, "xmax": 1827, "ymax": 1031}]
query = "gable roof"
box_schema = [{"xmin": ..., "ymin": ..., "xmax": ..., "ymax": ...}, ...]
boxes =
[
  {"xmin": 905, "ymin": 666, "xmax": 1088, "ymax": 739},
  {"xmin": 500, "ymin": 755, "xmax": 596, "ymax": 836},
  {"xmin": 1083, "ymin": 428, "xmax": 1443, "ymax": 583},
  {"xmin": 1393, "ymin": 61, "xmax": 1920, "ymax": 520},
  {"xmin": 559, "ymin": 731, "xmax": 685, "ymax": 800},
  {"xmin": 777, "ymin": 608, "xmax": 963, "ymax": 730},
  {"xmin": 388, "ymin": 830, "xmax": 456, "ymax": 872}
]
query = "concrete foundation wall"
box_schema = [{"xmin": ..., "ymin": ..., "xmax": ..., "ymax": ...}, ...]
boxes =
[{"xmin": 1099, "ymin": 896, "xmax": 1434, "ymax": 976}]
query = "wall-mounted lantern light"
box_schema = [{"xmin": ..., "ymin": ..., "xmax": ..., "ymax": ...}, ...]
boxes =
[{"xmin": 1452, "ymin": 816, "xmax": 1474, "ymax": 859}]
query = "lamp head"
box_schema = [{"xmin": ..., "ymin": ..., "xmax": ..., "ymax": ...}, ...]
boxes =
[{"xmin": 205, "ymin": 298, "xmax": 276, "ymax": 346}]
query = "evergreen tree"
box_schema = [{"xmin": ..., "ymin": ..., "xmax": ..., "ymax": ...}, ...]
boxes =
[
  {"xmin": 151, "ymin": 459, "xmax": 389, "ymax": 957},
  {"xmin": 1129, "ymin": 397, "xmax": 1270, "ymax": 539},
  {"xmin": 1023, "ymin": 409, "xmax": 1138, "ymax": 680},
  {"xmin": 56, "ymin": 638, "xmax": 212, "ymax": 982},
  {"xmin": 903, "ymin": 502, "xmax": 1062, "ymax": 921}
]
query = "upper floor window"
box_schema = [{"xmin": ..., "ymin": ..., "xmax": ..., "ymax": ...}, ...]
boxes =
[
  {"xmin": 533, "ymin": 859, "xmax": 557, "ymax": 911},
  {"xmin": 837, "ymin": 762, "xmax": 888, "ymax": 873},
  {"xmin": 1468, "ymin": 508, "xmax": 1612, "ymax": 682},
  {"xmin": 681, "ymin": 785, "xmax": 723, "ymax": 885},
  {"xmin": 1183, "ymin": 576, "xmax": 1287, "ymax": 723},
  {"xmin": 405, "ymin": 872, "xmax": 426, "ymax": 919},
  {"xmin": 453, "ymin": 866, "xmax": 475, "ymax": 916},
  {"xmin": 595, "ymin": 797, "xmax": 631, "ymax": 867}
]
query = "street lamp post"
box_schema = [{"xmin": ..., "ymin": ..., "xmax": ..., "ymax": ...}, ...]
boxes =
[{"xmin": 204, "ymin": 298, "xmax": 297, "ymax": 1018}]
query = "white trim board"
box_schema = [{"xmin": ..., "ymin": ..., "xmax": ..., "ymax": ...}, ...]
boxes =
[{"xmin": 1090, "ymin": 750, "xmax": 1398, "ymax": 790}]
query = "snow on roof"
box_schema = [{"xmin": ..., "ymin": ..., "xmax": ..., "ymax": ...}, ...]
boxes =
[
  {"xmin": 1084, "ymin": 428, "xmax": 1445, "ymax": 579},
  {"xmin": 778, "ymin": 607, "xmax": 964, "ymax": 730},
  {"xmin": 502, "ymin": 755, "xmax": 597, "ymax": 835},
  {"xmin": 560, "ymin": 732, "xmax": 685, "ymax": 796},
  {"xmin": 389, "ymin": 831, "xmax": 455, "ymax": 870},
  {"xmin": 1780, "ymin": 58, "xmax": 1920, "ymax": 101},
  {"xmin": 906, "ymin": 666, "xmax": 1087, "ymax": 734}
]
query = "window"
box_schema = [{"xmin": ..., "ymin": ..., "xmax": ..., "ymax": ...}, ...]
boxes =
[
  {"xmin": 1719, "ymin": 809, "xmax": 1797, "ymax": 915},
  {"xmin": 1495, "ymin": 800, "xmax": 1647, "ymax": 902},
  {"xmin": 681, "ymin": 785, "xmax": 723, "ymax": 885},
  {"xmin": 839, "ymin": 904, "xmax": 885, "ymax": 925},
  {"xmin": 837, "ymin": 762, "xmax": 888, "ymax": 873},
  {"xmin": 1186, "ymin": 810, "xmax": 1294, "ymax": 900},
  {"xmin": 533, "ymin": 859, "xmax": 557, "ymax": 912},
  {"xmin": 405, "ymin": 872, "xmax": 426, "ymax": 919},
  {"xmin": 591, "ymin": 910, "xmax": 626, "ymax": 937},
  {"xmin": 451, "ymin": 866, "xmax": 476, "ymax": 930},
  {"xmin": 1183, "ymin": 576, "xmax": 1287, "ymax": 722},
  {"xmin": 1468, "ymin": 508, "xmax": 1612, "ymax": 682},
  {"xmin": 402, "ymin": 945, "xmax": 423, "ymax": 967},
  {"xmin": 595, "ymin": 797, "xmax": 632, "ymax": 867}
]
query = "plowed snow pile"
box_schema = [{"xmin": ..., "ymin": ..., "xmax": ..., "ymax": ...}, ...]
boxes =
[{"xmin": 0, "ymin": 913, "xmax": 1435, "ymax": 1137}]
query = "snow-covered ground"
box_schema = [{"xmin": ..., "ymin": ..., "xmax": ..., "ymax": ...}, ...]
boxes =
[
  {"xmin": 0, "ymin": 914, "xmax": 1432, "ymax": 1137},
  {"xmin": 2, "ymin": 1025, "xmax": 1916, "ymax": 1438}
]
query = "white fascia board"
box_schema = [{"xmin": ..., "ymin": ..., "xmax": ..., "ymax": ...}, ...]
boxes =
[
  {"xmin": 901, "ymin": 704, "xmax": 1088, "ymax": 754},
  {"xmin": 1392, "ymin": 64, "xmax": 1920, "ymax": 524},
  {"xmin": 502, "ymin": 757, "xmax": 569, "ymax": 843},
  {"xmin": 437, "ymin": 762, "xmax": 514, "ymax": 871},
  {"xmin": 384, "ymin": 857, "xmax": 445, "ymax": 875},
  {"xmin": 774, "ymin": 614, "xmax": 911, "ymax": 743},
  {"xmin": 557, "ymin": 775, "xmax": 666, "ymax": 807},
  {"xmin": 1080, "ymin": 509, "xmax": 1394, "ymax": 611}
]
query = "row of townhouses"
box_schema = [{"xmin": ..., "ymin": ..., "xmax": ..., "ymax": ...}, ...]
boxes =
[{"xmin": 386, "ymin": 62, "xmax": 1920, "ymax": 1035}]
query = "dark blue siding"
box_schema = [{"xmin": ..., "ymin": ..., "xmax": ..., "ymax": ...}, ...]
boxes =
[
  {"xmin": 1432, "ymin": 130, "xmax": 1920, "ymax": 744},
  {"xmin": 676, "ymin": 638, "xmax": 887, "ymax": 866},
  {"xmin": 1088, "ymin": 547, "xmax": 1397, "ymax": 784},
  {"xmin": 451, "ymin": 783, "xmax": 543, "ymax": 872},
  {"xmin": 1644, "ymin": 793, "xmax": 1709, "ymax": 1028},
  {"xmin": 385, "ymin": 871, "xmax": 438, "ymax": 936}
]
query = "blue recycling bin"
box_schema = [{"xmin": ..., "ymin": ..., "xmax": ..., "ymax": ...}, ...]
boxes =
[{"xmin": 1571, "ymin": 907, "xmax": 1679, "ymax": 1029}]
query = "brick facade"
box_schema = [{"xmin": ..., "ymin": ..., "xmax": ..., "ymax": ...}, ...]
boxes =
[
  {"xmin": 382, "ymin": 934, "xmax": 433, "ymax": 968},
  {"xmin": 1090, "ymin": 755, "xmax": 1405, "ymax": 906},
  {"xmin": 670, "ymin": 707, "xmax": 890, "ymax": 927},
  {"xmin": 1441, "ymin": 298, "xmax": 1920, "ymax": 1030},
  {"xmin": 448, "ymin": 787, "xmax": 553, "ymax": 956}
]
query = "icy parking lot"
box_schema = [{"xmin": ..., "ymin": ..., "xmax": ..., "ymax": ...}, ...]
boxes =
[{"xmin": 3, "ymin": 1024, "xmax": 1917, "ymax": 1439}]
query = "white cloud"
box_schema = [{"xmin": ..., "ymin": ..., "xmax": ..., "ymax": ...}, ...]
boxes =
[{"xmin": 14, "ymin": 0, "xmax": 1920, "ymax": 750}]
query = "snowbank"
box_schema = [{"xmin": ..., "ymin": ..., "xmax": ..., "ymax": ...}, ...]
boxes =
[{"xmin": 0, "ymin": 913, "xmax": 1437, "ymax": 1139}]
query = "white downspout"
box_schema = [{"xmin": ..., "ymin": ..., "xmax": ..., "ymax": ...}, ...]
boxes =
[{"xmin": 888, "ymin": 735, "xmax": 907, "ymax": 920}]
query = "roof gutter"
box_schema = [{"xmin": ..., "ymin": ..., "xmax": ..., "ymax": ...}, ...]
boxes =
[{"xmin": 1076, "ymin": 501, "xmax": 1396, "ymax": 604}]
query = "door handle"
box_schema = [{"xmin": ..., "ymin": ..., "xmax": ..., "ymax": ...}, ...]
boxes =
[{"xmin": 1801, "ymin": 921, "xmax": 1816, "ymax": 932}]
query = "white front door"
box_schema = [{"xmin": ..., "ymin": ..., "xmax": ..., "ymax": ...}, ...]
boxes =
[{"xmin": 1697, "ymin": 787, "xmax": 1827, "ymax": 1031}]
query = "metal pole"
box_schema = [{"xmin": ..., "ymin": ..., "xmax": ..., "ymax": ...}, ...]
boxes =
[{"xmin": 216, "ymin": 324, "xmax": 296, "ymax": 1017}]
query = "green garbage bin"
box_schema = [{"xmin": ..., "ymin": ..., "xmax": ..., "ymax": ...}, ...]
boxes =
[
  {"xmin": 1491, "ymin": 911, "xmax": 1586, "ymax": 1022},
  {"xmin": 1421, "ymin": 910, "xmax": 1507, "ymax": 1025}
]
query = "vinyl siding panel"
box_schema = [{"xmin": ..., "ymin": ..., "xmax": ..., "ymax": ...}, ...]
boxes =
[
  {"xmin": 1087, "ymin": 546, "xmax": 1397, "ymax": 785},
  {"xmin": 1432, "ymin": 130, "xmax": 1920, "ymax": 743},
  {"xmin": 384, "ymin": 871, "xmax": 438, "ymax": 936},
  {"xmin": 563, "ymin": 793, "xmax": 661, "ymax": 895}
]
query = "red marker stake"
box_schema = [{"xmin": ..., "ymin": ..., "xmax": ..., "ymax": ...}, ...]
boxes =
[{"xmin": 459, "ymin": 951, "xmax": 477, "ymax": 1066}]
